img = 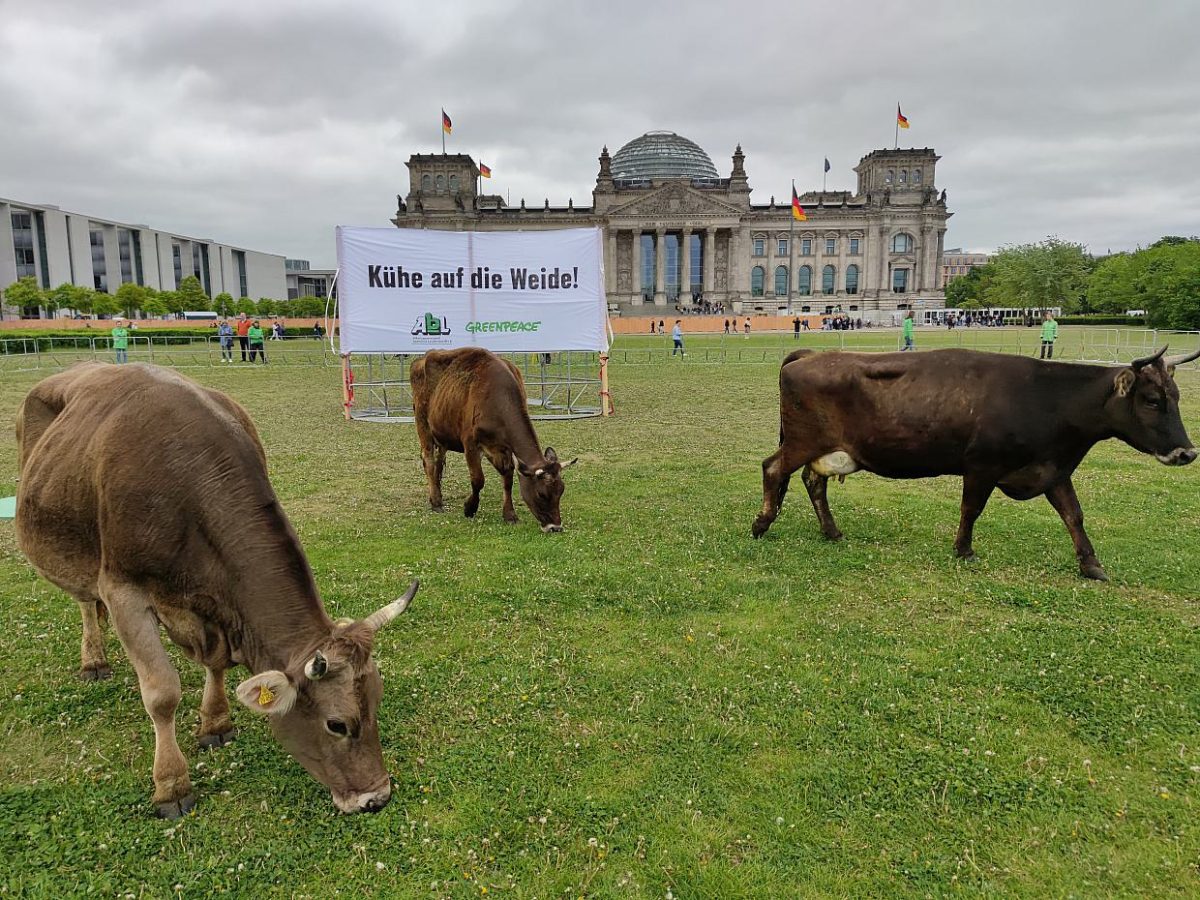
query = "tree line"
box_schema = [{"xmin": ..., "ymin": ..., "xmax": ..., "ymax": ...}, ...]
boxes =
[
  {"xmin": 1, "ymin": 275, "xmax": 330, "ymax": 319},
  {"xmin": 945, "ymin": 236, "xmax": 1200, "ymax": 329}
]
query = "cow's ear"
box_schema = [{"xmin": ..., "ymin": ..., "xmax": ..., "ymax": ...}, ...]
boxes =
[
  {"xmin": 1167, "ymin": 364, "xmax": 1177, "ymax": 379},
  {"xmin": 544, "ymin": 447, "xmax": 559, "ymax": 464},
  {"xmin": 1114, "ymin": 368, "xmax": 1136, "ymax": 397},
  {"xmin": 236, "ymin": 671, "xmax": 297, "ymax": 716}
]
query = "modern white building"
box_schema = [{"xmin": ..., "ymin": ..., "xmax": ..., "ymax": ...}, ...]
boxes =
[
  {"xmin": 285, "ymin": 258, "xmax": 337, "ymax": 301},
  {"xmin": 1, "ymin": 197, "xmax": 287, "ymax": 317}
]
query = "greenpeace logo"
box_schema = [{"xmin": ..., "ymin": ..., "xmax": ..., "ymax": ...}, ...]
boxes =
[{"xmin": 466, "ymin": 320, "xmax": 542, "ymax": 334}]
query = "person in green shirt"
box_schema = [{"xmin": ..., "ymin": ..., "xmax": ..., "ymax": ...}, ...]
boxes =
[
  {"xmin": 112, "ymin": 317, "xmax": 130, "ymax": 364},
  {"xmin": 901, "ymin": 310, "xmax": 915, "ymax": 351},
  {"xmin": 248, "ymin": 321, "xmax": 267, "ymax": 364},
  {"xmin": 1039, "ymin": 312, "xmax": 1059, "ymax": 359}
]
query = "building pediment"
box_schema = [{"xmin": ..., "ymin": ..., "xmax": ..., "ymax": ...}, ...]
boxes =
[{"xmin": 606, "ymin": 181, "xmax": 746, "ymax": 219}]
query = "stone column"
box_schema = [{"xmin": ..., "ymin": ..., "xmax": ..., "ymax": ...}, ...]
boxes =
[
  {"xmin": 631, "ymin": 230, "xmax": 642, "ymax": 306},
  {"xmin": 704, "ymin": 228, "xmax": 715, "ymax": 296},
  {"xmin": 921, "ymin": 225, "xmax": 936, "ymax": 291},
  {"xmin": 606, "ymin": 228, "xmax": 617, "ymax": 296},
  {"xmin": 686, "ymin": 226, "xmax": 696, "ymax": 304},
  {"xmin": 878, "ymin": 225, "xmax": 890, "ymax": 299},
  {"xmin": 654, "ymin": 227, "xmax": 666, "ymax": 306}
]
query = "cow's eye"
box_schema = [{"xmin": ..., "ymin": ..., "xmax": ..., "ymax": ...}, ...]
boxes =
[
  {"xmin": 325, "ymin": 719, "xmax": 349, "ymax": 737},
  {"xmin": 1144, "ymin": 397, "xmax": 1162, "ymax": 409}
]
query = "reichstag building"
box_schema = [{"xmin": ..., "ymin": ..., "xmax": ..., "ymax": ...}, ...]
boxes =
[{"xmin": 392, "ymin": 131, "xmax": 950, "ymax": 317}]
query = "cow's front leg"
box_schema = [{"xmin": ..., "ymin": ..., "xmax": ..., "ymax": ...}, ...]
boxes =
[
  {"xmin": 954, "ymin": 474, "xmax": 995, "ymax": 560},
  {"xmin": 801, "ymin": 464, "xmax": 842, "ymax": 541},
  {"xmin": 1045, "ymin": 478, "xmax": 1107, "ymax": 581},
  {"xmin": 101, "ymin": 580, "xmax": 194, "ymax": 818},
  {"xmin": 416, "ymin": 419, "xmax": 445, "ymax": 511},
  {"xmin": 77, "ymin": 598, "xmax": 112, "ymax": 681},
  {"xmin": 487, "ymin": 448, "xmax": 518, "ymax": 523},
  {"xmin": 463, "ymin": 442, "xmax": 486, "ymax": 518},
  {"xmin": 197, "ymin": 666, "xmax": 236, "ymax": 749}
]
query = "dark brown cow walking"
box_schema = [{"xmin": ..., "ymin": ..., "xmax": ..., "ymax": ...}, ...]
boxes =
[
  {"xmin": 752, "ymin": 346, "xmax": 1198, "ymax": 579},
  {"xmin": 411, "ymin": 347, "xmax": 576, "ymax": 532},
  {"xmin": 16, "ymin": 363, "xmax": 418, "ymax": 817}
]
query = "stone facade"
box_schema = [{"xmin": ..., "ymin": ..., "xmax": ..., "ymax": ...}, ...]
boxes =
[{"xmin": 391, "ymin": 136, "xmax": 951, "ymax": 319}]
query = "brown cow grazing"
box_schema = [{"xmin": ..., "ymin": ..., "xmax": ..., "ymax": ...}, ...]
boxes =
[
  {"xmin": 752, "ymin": 346, "xmax": 1199, "ymax": 579},
  {"xmin": 15, "ymin": 363, "xmax": 418, "ymax": 818},
  {"xmin": 411, "ymin": 347, "xmax": 576, "ymax": 532}
]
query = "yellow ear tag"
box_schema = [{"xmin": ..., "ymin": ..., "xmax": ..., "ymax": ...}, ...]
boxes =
[{"xmin": 257, "ymin": 684, "xmax": 276, "ymax": 707}]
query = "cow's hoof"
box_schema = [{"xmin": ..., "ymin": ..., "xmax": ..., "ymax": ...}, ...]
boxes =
[
  {"xmin": 79, "ymin": 663, "xmax": 113, "ymax": 682},
  {"xmin": 823, "ymin": 530, "xmax": 844, "ymax": 542},
  {"xmin": 463, "ymin": 501, "xmax": 479, "ymax": 518},
  {"xmin": 1081, "ymin": 563, "xmax": 1109, "ymax": 582},
  {"xmin": 751, "ymin": 519, "xmax": 770, "ymax": 538},
  {"xmin": 429, "ymin": 503, "xmax": 445, "ymax": 513},
  {"xmin": 955, "ymin": 549, "xmax": 977, "ymax": 561},
  {"xmin": 198, "ymin": 729, "xmax": 237, "ymax": 750},
  {"xmin": 504, "ymin": 515, "xmax": 519, "ymax": 525},
  {"xmin": 155, "ymin": 793, "xmax": 196, "ymax": 820}
]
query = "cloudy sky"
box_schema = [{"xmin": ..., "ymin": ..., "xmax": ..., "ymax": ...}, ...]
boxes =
[{"xmin": 3, "ymin": 0, "xmax": 1198, "ymax": 268}]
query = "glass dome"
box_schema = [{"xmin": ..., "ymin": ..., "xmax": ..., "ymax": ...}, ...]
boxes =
[{"xmin": 611, "ymin": 131, "xmax": 719, "ymax": 181}]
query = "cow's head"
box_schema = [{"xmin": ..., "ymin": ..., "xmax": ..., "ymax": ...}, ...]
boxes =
[
  {"xmin": 516, "ymin": 446, "xmax": 578, "ymax": 533},
  {"xmin": 1108, "ymin": 346, "xmax": 1198, "ymax": 466},
  {"xmin": 234, "ymin": 580, "xmax": 418, "ymax": 814}
]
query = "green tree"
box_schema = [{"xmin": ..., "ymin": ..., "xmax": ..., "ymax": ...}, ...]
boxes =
[
  {"xmin": 944, "ymin": 262, "xmax": 994, "ymax": 308},
  {"xmin": 3, "ymin": 276, "xmax": 46, "ymax": 315},
  {"xmin": 291, "ymin": 297, "xmax": 324, "ymax": 316},
  {"xmin": 255, "ymin": 297, "xmax": 276, "ymax": 316},
  {"xmin": 1136, "ymin": 240, "xmax": 1200, "ymax": 329},
  {"xmin": 177, "ymin": 275, "xmax": 209, "ymax": 311},
  {"xmin": 141, "ymin": 292, "xmax": 169, "ymax": 317},
  {"xmin": 91, "ymin": 292, "xmax": 121, "ymax": 317},
  {"xmin": 982, "ymin": 238, "xmax": 1091, "ymax": 312},
  {"xmin": 48, "ymin": 283, "xmax": 92, "ymax": 316},
  {"xmin": 115, "ymin": 282, "xmax": 149, "ymax": 318},
  {"xmin": 213, "ymin": 292, "xmax": 236, "ymax": 316},
  {"xmin": 235, "ymin": 296, "xmax": 257, "ymax": 316},
  {"xmin": 156, "ymin": 290, "xmax": 183, "ymax": 315},
  {"xmin": 1086, "ymin": 252, "xmax": 1142, "ymax": 314}
]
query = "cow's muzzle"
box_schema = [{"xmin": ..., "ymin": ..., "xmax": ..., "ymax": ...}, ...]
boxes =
[
  {"xmin": 541, "ymin": 523, "xmax": 564, "ymax": 534},
  {"xmin": 333, "ymin": 782, "xmax": 392, "ymax": 814},
  {"xmin": 1155, "ymin": 447, "xmax": 1197, "ymax": 466}
]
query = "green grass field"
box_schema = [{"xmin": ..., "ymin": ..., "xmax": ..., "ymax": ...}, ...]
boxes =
[{"xmin": 1, "ymin": 330, "xmax": 1198, "ymax": 897}]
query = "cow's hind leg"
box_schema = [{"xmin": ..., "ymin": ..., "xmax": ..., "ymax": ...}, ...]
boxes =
[
  {"xmin": 954, "ymin": 474, "xmax": 995, "ymax": 560},
  {"xmin": 100, "ymin": 580, "xmax": 194, "ymax": 818},
  {"xmin": 78, "ymin": 598, "xmax": 112, "ymax": 681},
  {"xmin": 752, "ymin": 447, "xmax": 803, "ymax": 537},
  {"xmin": 801, "ymin": 465, "xmax": 843, "ymax": 541},
  {"xmin": 415, "ymin": 417, "xmax": 445, "ymax": 512},
  {"xmin": 1045, "ymin": 478, "xmax": 1107, "ymax": 581},
  {"xmin": 486, "ymin": 448, "xmax": 518, "ymax": 523},
  {"xmin": 463, "ymin": 441, "xmax": 486, "ymax": 519},
  {"xmin": 197, "ymin": 666, "xmax": 236, "ymax": 749}
]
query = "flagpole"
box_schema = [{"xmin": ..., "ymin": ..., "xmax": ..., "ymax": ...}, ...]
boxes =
[
  {"xmin": 822, "ymin": 163, "xmax": 827, "ymax": 194},
  {"xmin": 442, "ymin": 113, "xmax": 446, "ymax": 154},
  {"xmin": 788, "ymin": 179, "xmax": 795, "ymax": 312},
  {"xmin": 895, "ymin": 104, "xmax": 899, "ymax": 150}
]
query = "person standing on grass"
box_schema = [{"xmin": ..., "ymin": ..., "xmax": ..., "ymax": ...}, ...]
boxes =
[
  {"xmin": 744, "ymin": 316, "xmax": 751, "ymax": 337},
  {"xmin": 671, "ymin": 319, "xmax": 685, "ymax": 357},
  {"xmin": 248, "ymin": 320, "xmax": 267, "ymax": 364},
  {"xmin": 724, "ymin": 318, "xmax": 730, "ymax": 335},
  {"xmin": 902, "ymin": 310, "xmax": 915, "ymax": 351},
  {"xmin": 1040, "ymin": 311, "xmax": 1059, "ymax": 359},
  {"xmin": 793, "ymin": 316, "xmax": 801, "ymax": 339},
  {"xmin": 235, "ymin": 312, "xmax": 252, "ymax": 361},
  {"xmin": 217, "ymin": 319, "xmax": 234, "ymax": 363},
  {"xmin": 111, "ymin": 316, "xmax": 130, "ymax": 364}
]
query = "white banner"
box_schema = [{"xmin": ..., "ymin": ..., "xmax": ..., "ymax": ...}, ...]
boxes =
[{"xmin": 335, "ymin": 226, "xmax": 608, "ymax": 354}]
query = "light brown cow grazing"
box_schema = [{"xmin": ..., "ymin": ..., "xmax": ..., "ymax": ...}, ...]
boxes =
[
  {"xmin": 411, "ymin": 347, "xmax": 576, "ymax": 531},
  {"xmin": 15, "ymin": 362, "xmax": 417, "ymax": 818}
]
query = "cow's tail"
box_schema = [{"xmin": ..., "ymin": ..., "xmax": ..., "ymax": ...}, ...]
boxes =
[{"xmin": 778, "ymin": 349, "xmax": 815, "ymax": 445}]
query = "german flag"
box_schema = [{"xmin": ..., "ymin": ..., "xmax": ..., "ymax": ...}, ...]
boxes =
[
  {"xmin": 792, "ymin": 186, "xmax": 807, "ymax": 221},
  {"xmin": 896, "ymin": 104, "xmax": 910, "ymax": 129},
  {"xmin": 441, "ymin": 109, "xmax": 452, "ymax": 135},
  {"xmin": 479, "ymin": 162, "xmax": 491, "ymax": 178}
]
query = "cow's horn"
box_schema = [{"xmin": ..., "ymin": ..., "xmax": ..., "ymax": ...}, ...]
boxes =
[
  {"xmin": 1131, "ymin": 346, "xmax": 1167, "ymax": 369},
  {"xmin": 1165, "ymin": 346, "xmax": 1200, "ymax": 368},
  {"xmin": 363, "ymin": 579, "xmax": 419, "ymax": 632},
  {"xmin": 305, "ymin": 650, "xmax": 328, "ymax": 680}
]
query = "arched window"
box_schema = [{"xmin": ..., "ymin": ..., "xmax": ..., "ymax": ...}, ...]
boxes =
[
  {"xmin": 913, "ymin": 168, "xmax": 922, "ymax": 184},
  {"xmin": 435, "ymin": 174, "xmax": 446, "ymax": 193},
  {"xmin": 891, "ymin": 233, "xmax": 912, "ymax": 253},
  {"xmin": 797, "ymin": 265, "xmax": 812, "ymax": 296},
  {"xmin": 846, "ymin": 264, "xmax": 859, "ymax": 295},
  {"xmin": 822, "ymin": 265, "xmax": 836, "ymax": 295},
  {"xmin": 899, "ymin": 169, "xmax": 907, "ymax": 184},
  {"xmin": 885, "ymin": 169, "xmax": 894, "ymax": 184},
  {"xmin": 751, "ymin": 266, "xmax": 765, "ymax": 297},
  {"xmin": 448, "ymin": 175, "xmax": 459, "ymax": 192},
  {"xmin": 421, "ymin": 174, "xmax": 431, "ymax": 191},
  {"xmin": 774, "ymin": 266, "xmax": 789, "ymax": 296}
]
